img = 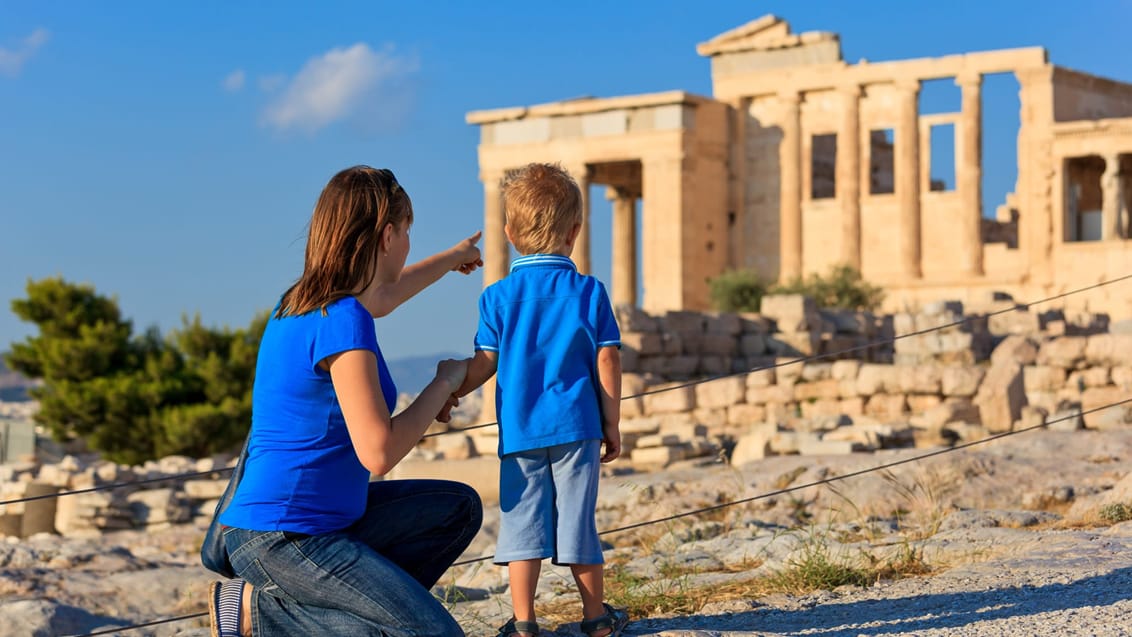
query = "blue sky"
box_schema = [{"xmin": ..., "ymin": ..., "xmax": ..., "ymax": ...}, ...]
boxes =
[{"xmin": 2, "ymin": 1, "xmax": 1131, "ymax": 363}]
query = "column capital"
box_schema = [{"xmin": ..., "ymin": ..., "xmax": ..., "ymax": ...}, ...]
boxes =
[
  {"xmin": 836, "ymin": 84, "xmax": 862, "ymax": 98},
  {"xmin": 894, "ymin": 78, "xmax": 921, "ymax": 94},
  {"xmin": 479, "ymin": 168, "xmax": 507, "ymax": 184},
  {"xmin": 563, "ymin": 162, "xmax": 592, "ymax": 181},
  {"xmin": 954, "ymin": 71, "xmax": 983, "ymax": 89},
  {"xmin": 777, "ymin": 91, "xmax": 802, "ymax": 107}
]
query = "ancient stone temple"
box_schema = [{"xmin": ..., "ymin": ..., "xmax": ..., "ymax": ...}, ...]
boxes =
[{"xmin": 466, "ymin": 15, "xmax": 1132, "ymax": 317}]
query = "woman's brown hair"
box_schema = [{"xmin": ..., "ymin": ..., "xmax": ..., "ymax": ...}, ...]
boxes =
[{"xmin": 277, "ymin": 166, "xmax": 413, "ymax": 318}]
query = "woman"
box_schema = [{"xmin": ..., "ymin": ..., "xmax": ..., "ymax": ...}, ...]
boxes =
[{"xmin": 211, "ymin": 166, "xmax": 485, "ymax": 636}]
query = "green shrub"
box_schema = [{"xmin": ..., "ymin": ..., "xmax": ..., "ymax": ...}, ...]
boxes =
[
  {"xmin": 6, "ymin": 277, "xmax": 266, "ymax": 464},
  {"xmin": 774, "ymin": 264, "xmax": 885, "ymax": 311},
  {"xmin": 1099, "ymin": 503, "xmax": 1132, "ymax": 524},
  {"xmin": 708, "ymin": 270, "xmax": 769, "ymax": 312}
]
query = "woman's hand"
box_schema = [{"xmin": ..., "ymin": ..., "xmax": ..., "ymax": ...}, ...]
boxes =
[
  {"xmin": 436, "ymin": 393, "xmax": 459, "ymax": 423},
  {"xmin": 450, "ymin": 231, "xmax": 484, "ymax": 274},
  {"xmin": 436, "ymin": 358, "xmax": 469, "ymax": 393}
]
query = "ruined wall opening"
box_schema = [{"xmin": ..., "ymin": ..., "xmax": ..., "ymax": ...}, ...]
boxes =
[
  {"xmin": 1123, "ymin": 154, "xmax": 1132, "ymax": 237},
  {"xmin": 984, "ymin": 73, "xmax": 1021, "ymax": 214},
  {"xmin": 869, "ymin": 128, "xmax": 895, "ymax": 195},
  {"xmin": 811, "ymin": 133, "xmax": 837, "ymax": 199},
  {"xmin": 928, "ymin": 123, "xmax": 956, "ymax": 191},
  {"xmin": 919, "ymin": 78, "xmax": 962, "ymax": 114},
  {"xmin": 982, "ymin": 73, "xmax": 1021, "ymax": 248},
  {"xmin": 1064, "ymin": 155, "xmax": 1106, "ymax": 242}
]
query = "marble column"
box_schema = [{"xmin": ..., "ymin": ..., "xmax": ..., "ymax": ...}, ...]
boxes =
[
  {"xmin": 481, "ymin": 170, "xmax": 508, "ymax": 287},
  {"xmin": 837, "ymin": 85, "xmax": 861, "ymax": 270},
  {"xmin": 896, "ymin": 80, "xmax": 922, "ymax": 279},
  {"xmin": 956, "ymin": 72, "xmax": 985, "ymax": 275},
  {"xmin": 607, "ymin": 186, "xmax": 638, "ymax": 307},
  {"xmin": 566, "ymin": 163, "xmax": 592, "ymax": 274},
  {"xmin": 779, "ymin": 92, "xmax": 803, "ymax": 280},
  {"xmin": 1102, "ymin": 153, "xmax": 1123, "ymax": 240}
]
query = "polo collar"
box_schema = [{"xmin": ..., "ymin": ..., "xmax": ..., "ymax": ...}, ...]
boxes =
[{"xmin": 509, "ymin": 254, "xmax": 577, "ymax": 273}]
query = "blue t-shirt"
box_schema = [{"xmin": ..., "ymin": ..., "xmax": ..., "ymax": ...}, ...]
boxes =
[
  {"xmin": 220, "ymin": 296, "xmax": 397, "ymax": 535},
  {"xmin": 475, "ymin": 254, "xmax": 620, "ymax": 456}
]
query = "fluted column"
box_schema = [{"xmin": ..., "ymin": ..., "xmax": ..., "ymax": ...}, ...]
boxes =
[
  {"xmin": 1102, "ymin": 153, "xmax": 1123, "ymax": 240},
  {"xmin": 956, "ymin": 72, "xmax": 985, "ymax": 275},
  {"xmin": 896, "ymin": 80, "xmax": 922, "ymax": 279},
  {"xmin": 837, "ymin": 85, "xmax": 861, "ymax": 270},
  {"xmin": 607, "ymin": 186, "xmax": 638, "ymax": 307},
  {"xmin": 481, "ymin": 170, "xmax": 508, "ymax": 287},
  {"xmin": 566, "ymin": 163, "xmax": 592, "ymax": 274},
  {"xmin": 779, "ymin": 92, "xmax": 803, "ymax": 280}
]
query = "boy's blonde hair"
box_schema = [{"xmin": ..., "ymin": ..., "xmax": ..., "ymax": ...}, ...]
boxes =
[{"xmin": 502, "ymin": 163, "xmax": 582, "ymax": 255}]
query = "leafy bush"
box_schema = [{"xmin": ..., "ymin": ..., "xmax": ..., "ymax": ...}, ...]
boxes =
[
  {"xmin": 709, "ymin": 265, "xmax": 885, "ymax": 313},
  {"xmin": 6, "ymin": 277, "xmax": 266, "ymax": 464},
  {"xmin": 775, "ymin": 264, "xmax": 886, "ymax": 311},
  {"xmin": 708, "ymin": 270, "xmax": 770, "ymax": 312},
  {"xmin": 1099, "ymin": 503, "xmax": 1132, "ymax": 524}
]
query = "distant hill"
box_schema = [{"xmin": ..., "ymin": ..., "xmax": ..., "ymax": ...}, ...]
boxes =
[
  {"xmin": 0, "ymin": 352, "xmax": 35, "ymax": 401},
  {"xmin": 386, "ymin": 352, "xmax": 466, "ymax": 396},
  {"xmin": 0, "ymin": 350, "xmax": 456, "ymax": 402}
]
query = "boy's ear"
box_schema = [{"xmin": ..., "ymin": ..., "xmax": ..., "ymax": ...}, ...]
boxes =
[
  {"xmin": 504, "ymin": 224, "xmax": 515, "ymax": 247},
  {"xmin": 565, "ymin": 222, "xmax": 582, "ymax": 248}
]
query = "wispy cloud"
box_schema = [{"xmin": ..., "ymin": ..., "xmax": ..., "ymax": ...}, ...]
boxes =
[
  {"xmin": 0, "ymin": 28, "xmax": 49, "ymax": 78},
  {"xmin": 222, "ymin": 69, "xmax": 246, "ymax": 92},
  {"xmin": 261, "ymin": 43, "xmax": 418, "ymax": 135}
]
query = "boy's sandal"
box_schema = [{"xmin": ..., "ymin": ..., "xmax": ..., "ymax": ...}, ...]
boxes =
[
  {"xmin": 496, "ymin": 616, "xmax": 540, "ymax": 637},
  {"xmin": 580, "ymin": 603, "xmax": 630, "ymax": 637}
]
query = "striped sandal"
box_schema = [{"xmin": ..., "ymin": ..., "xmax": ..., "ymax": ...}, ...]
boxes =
[
  {"xmin": 581, "ymin": 603, "xmax": 629, "ymax": 637},
  {"xmin": 208, "ymin": 578, "xmax": 246, "ymax": 637}
]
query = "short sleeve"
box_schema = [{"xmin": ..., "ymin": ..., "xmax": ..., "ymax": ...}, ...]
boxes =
[
  {"xmin": 594, "ymin": 283, "xmax": 621, "ymax": 349},
  {"xmin": 310, "ymin": 300, "xmax": 379, "ymax": 372},
  {"xmin": 473, "ymin": 291, "xmax": 500, "ymax": 352}
]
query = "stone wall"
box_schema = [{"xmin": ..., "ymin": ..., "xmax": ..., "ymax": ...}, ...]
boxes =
[
  {"xmin": 2, "ymin": 296, "xmax": 1129, "ymax": 537},
  {"xmin": 613, "ymin": 297, "xmax": 1128, "ymax": 470},
  {"xmin": 0, "ymin": 454, "xmax": 232, "ymax": 539}
]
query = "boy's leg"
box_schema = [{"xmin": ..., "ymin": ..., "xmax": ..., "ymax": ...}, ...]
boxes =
[
  {"xmin": 548, "ymin": 440, "xmax": 603, "ymax": 566},
  {"xmin": 496, "ymin": 449, "xmax": 555, "ymax": 627},
  {"xmin": 570, "ymin": 563, "xmax": 606, "ymax": 623},
  {"xmin": 348, "ymin": 479, "xmax": 484, "ymax": 588},
  {"xmin": 508, "ymin": 558, "xmax": 543, "ymax": 624},
  {"xmin": 548, "ymin": 440, "xmax": 607, "ymax": 623}
]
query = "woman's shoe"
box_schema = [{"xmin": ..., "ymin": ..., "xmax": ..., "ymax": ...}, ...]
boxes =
[{"xmin": 208, "ymin": 578, "xmax": 246, "ymax": 637}]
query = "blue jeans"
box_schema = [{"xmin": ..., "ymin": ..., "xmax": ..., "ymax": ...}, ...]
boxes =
[{"xmin": 223, "ymin": 479, "xmax": 483, "ymax": 636}]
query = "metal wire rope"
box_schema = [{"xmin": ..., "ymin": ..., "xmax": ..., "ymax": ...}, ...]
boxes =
[
  {"xmin": 63, "ymin": 395, "xmax": 1132, "ymax": 636},
  {"xmin": 12, "ymin": 271, "xmax": 1128, "ymax": 508}
]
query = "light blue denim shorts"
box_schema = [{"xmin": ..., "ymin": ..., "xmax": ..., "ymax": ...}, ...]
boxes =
[{"xmin": 494, "ymin": 439, "xmax": 603, "ymax": 565}]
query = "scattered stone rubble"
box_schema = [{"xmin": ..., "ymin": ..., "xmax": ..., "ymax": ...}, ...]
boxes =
[{"xmin": 2, "ymin": 294, "xmax": 1131, "ymax": 539}]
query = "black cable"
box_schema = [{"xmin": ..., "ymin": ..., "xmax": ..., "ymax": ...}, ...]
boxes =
[
  {"xmin": 450, "ymin": 397, "xmax": 1131, "ymax": 566},
  {"xmin": 65, "ymin": 395, "xmax": 1132, "ymax": 634},
  {"xmin": 8, "ymin": 272, "xmax": 1130, "ymax": 507}
]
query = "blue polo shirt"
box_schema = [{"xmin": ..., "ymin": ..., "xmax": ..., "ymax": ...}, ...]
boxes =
[
  {"xmin": 475, "ymin": 254, "xmax": 620, "ymax": 456},
  {"xmin": 221, "ymin": 295, "xmax": 397, "ymax": 534}
]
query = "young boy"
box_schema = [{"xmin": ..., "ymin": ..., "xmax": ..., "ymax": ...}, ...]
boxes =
[{"xmin": 450, "ymin": 163, "xmax": 629, "ymax": 637}]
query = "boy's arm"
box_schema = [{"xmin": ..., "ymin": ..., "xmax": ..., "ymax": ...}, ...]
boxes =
[
  {"xmin": 455, "ymin": 349, "xmax": 498, "ymax": 398},
  {"xmin": 596, "ymin": 345, "xmax": 622, "ymax": 462}
]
